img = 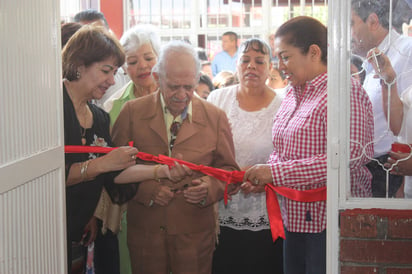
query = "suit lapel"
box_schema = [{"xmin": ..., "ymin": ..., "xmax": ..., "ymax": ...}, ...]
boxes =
[{"xmin": 143, "ymin": 92, "xmax": 169, "ymax": 146}]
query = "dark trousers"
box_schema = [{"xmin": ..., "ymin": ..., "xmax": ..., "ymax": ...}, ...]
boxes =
[
  {"xmin": 94, "ymin": 227, "xmax": 120, "ymax": 274},
  {"xmin": 68, "ymin": 222, "xmax": 120, "ymax": 274},
  {"xmin": 283, "ymin": 229, "xmax": 326, "ymax": 274},
  {"xmin": 212, "ymin": 226, "xmax": 284, "ymax": 274},
  {"xmin": 366, "ymin": 154, "xmax": 403, "ymax": 197}
]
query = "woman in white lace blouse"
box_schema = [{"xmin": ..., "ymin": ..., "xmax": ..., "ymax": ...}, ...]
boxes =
[{"xmin": 208, "ymin": 38, "xmax": 284, "ymax": 274}]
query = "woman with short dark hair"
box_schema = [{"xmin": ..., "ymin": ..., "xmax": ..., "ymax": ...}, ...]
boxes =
[
  {"xmin": 63, "ymin": 25, "xmax": 189, "ymax": 273},
  {"xmin": 244, "ymin": 16, "xmax": 374, "ymax": 274}
]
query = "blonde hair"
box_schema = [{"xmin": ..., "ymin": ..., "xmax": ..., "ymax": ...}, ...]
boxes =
[{"xmin": 212, "ymin": 70, "xmax": 237, "ymax": 89}]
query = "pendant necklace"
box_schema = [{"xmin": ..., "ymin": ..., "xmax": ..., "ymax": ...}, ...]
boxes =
[
  {"xmin": 79, "ymin": 107, "xmax": 91, "ymax": 145},
  {"xmin": 81, "ymin": 126, "xmax": 87, "ymax": 145},
  {"xmin": 79, "ymin": 106, "xmax": 91, "ymax": 146}
]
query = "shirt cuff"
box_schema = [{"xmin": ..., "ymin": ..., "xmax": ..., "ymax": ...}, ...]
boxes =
[{"xmin": 269, "ymin": 163, "xmax": 281, "ymax": 186}]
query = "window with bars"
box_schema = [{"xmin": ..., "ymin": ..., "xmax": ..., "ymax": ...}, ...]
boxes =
[
  {"xmin": 60, "ymin": 0, "xmax": 99, "ymax": 23},
  {"xmin": 59, "ymin": 0, "xmax": 412, "ymax": 202},
  {"xmin": 347, "ymin": 0, "xmax": 412, "ymax": 202},
  {"xmin": 125, "ymin": 0, "xmax": 328, "ymax": 59}
]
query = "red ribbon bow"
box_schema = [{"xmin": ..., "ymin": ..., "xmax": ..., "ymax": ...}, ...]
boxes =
[{"xmin": 64, "ymin": 144, "xmax": 326, "ymax": 241}]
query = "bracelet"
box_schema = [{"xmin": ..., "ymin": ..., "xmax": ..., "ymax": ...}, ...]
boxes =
[
  {"xmin": 153, "ymin": 164, "xmax": 162, "ymax": 182},
  {"xmin": 80, "ymin": 160, "xmax": 91, "ymax": 181}
]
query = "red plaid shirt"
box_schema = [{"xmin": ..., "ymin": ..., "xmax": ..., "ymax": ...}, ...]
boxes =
[{"xmin": 268, "ymin": 73, "xmax": 374, "ymax": 233}]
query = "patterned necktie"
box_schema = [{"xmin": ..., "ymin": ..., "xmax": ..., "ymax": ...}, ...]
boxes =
[{"xmin": 170, "ymin": 121, "xmax": 181, "ymax": 151}]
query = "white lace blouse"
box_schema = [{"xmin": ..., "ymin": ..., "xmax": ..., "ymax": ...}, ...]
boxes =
[{"xmin": 207, "ymin": 85, "xmax": 284, "ymax": 231}]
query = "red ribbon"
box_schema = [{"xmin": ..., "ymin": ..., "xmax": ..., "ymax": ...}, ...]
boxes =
[
  {"xmin": 265, "ymin": 184, "xmax": 326, "ymax": 240},
  {"xmin": 64, "ymin": 144, "xmax": 243, "ymax": 204},
  {"xmin": 64, "ymin": 144, "xmax": 326, "ymax": 240},
  {"xmin": 391, "ymin": 142, "xmax": 412, "ymax": 153}
]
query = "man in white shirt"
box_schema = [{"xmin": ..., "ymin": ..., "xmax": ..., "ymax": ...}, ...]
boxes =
[{"xmin": 351, "ymin": 0, "xmax": 412, "ymax": 197}]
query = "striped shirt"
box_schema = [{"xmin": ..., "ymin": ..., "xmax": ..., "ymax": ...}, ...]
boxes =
[{"xmin": 268, "ymin": 73, "xmax": 374, "ymax": 233}]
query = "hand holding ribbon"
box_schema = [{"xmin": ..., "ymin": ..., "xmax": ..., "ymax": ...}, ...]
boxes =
[
  {"xmin": 64, "ymin": 143, "xmax": 243, "ymax": 204},
  {"xmin": 64, "ymin": 144, "xmax": 326, "ymax": 240}
]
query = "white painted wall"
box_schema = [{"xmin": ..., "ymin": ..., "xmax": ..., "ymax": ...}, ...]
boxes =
[{"xmin": 0, "ymin": 0, "xmax": 67, "ymax": 273}]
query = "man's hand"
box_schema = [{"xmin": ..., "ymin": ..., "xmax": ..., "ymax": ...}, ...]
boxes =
[
  {"xmin": 367, "ymin": 47, "xmax": 396, "ymax": 84},
  {"xmin": 183, "ymin": 179, "xmax": 208, "ymax": 205},
  {"xmin": 153, "ymin": 185, "xmax": 175, "ymax": 206},
  {"xmin": 81, "ymin": 216, "xmax": 98, "ymax": 246},
  {"xmin": 386, "ymin": 151, "xmax": 412, "ymax": 176}
]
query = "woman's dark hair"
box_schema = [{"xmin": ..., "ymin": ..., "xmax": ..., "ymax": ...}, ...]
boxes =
[
  {"xmin": 238, "ymin": 38, "xmax": 271, "ymax": 57},
  {"xmin": 213, "ymin": 70, "xmax": 237, "ymax": 89},
  {"xmin": 275, "ymin": 16, "xmax": 327, "ymax": 64},
  {"xmin": 62, "ymin": 25, "xmax": 125, "ymax": 81},
  {"xmin": 199, "ymin": 73, "xmax": 214, "ymax": 92},
  {"xmin": 61, "ymin": 22, "xmax": 82, "ymax": 49}
]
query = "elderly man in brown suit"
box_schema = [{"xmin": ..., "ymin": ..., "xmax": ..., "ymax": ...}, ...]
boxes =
[{"xmin": 111, "ymin": 40, "xmax": 239, "ymax": 274}]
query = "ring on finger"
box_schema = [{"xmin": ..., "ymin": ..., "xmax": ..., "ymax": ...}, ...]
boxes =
[
  {"xmin": 253, "ymin": 178, "xmax": 259, "ymax": 186},
  {"xmin": 131, "ymin": 155, "xmax": 136, "ymax": 160}
]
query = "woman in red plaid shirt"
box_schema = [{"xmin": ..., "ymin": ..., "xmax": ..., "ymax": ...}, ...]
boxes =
[{"xmin": 244, "ymin": 16, "xmax": 374, "ymax": 274}]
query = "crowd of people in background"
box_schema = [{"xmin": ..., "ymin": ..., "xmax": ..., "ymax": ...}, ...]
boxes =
[{"xmin": 61, "ymin": 1, "xmax": 412, "ymax": 273}]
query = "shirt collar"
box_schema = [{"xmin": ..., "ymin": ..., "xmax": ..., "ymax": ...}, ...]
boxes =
[
  {"xmin": 294, "ymin": 72, "xmax": 328, "ymax": 93},
  {"xmin": 120, "ymin": 82, "xmax": 136, "ymax": 100},
  {"xmin": 308, "ymin": 72, "xmax": 328, "ymax": 88},
  {"xmin": 159, "ymin": 92, "xmax": 193, "ymax": 123},
  {"xmin": 364, "ymin": 29, "xmax": 399, "ymax": 73},
  {"xmin": 378, "ymin": 29, "xmax": 400, "ymax": 54}
]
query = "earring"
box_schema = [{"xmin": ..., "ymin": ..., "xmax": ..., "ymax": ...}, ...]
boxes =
[{"xmin": 76, "ymin": 71, "xmax": 81, "ymax": 79}]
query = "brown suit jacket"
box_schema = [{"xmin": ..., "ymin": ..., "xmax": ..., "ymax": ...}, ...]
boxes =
[{"xmin": 111, "ymin": 91, "xmax": 239, "ymax": 235}]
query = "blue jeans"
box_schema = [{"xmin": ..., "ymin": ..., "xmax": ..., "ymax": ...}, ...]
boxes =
[{"xmin": 283, "ymin": 229, "xmax": 326, "ymax": 274}]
